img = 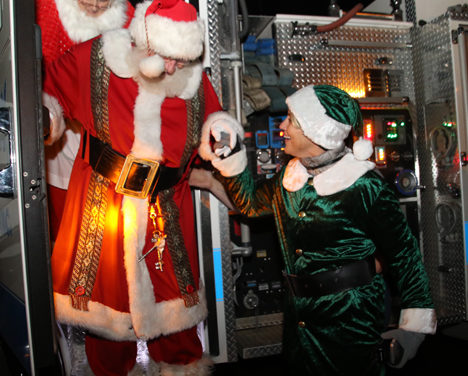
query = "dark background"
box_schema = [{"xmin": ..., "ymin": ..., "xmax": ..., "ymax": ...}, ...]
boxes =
[
  {"xmin": 129, "ymin": 0, "xmax": 377, "ymax": 17},
  {"xmin": 243, "ymin": 0, "xmax": 376, "ymax": 16}
]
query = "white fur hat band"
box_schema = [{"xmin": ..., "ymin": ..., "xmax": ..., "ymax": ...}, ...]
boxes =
[
  {"xmin": 129, "ymin": 0, "xmax": 205, "ymax": 61},
  {"xmin": 286, "ymin": 85, "xmax": 362, "ymax": 150}
]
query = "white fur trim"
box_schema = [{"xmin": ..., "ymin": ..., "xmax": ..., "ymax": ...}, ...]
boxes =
[
  {"xmin": 282, "ymin": 158, "xmax": 311, "ymax": 192},
  {"xmin": 399, "ymin": 308, "xmax": 437, "ymax": 334},
  {"xmin": 43, "ymin": 92, "xmax": 66, "ymax": 144},
  {"xmin": 129, "ymin": 1, "xmax": 205, "ymax": 60},
  {"xmin": 146, "ymin": 355, "xmax": 213, "ymax": 376},
  {"xmin": 121, "ymin": 196, "xmax": 208, "ymax": 340},
  {"xmin": 101, "ymin": 29, "xmax": 137, "ymax": 78},
  {"xmin": 313, "ymin": 153, "xmax": 375, "ymax": 196},
  {"xmin": 132, "ymin": 88, "xmax": 165, "ymax": 160},
  {"xmin": 54, "ymin": 287, "xmax": 208, "ymax": 342},
  {"xmin": 55, "ymin": 0, "xmax": 129, "ymax": 42},
  {"xmin": 199, "ymin": 111, "xmax": 244, "ymax": 161},
  {"xmin": 157, "ymin": 355, "xmax": 214, "ymax": 376},
  {"xmin": 286, "ymin": 86, "xmax": 351, "ymax": 150},
  {"xmin": 54, "ymin": 292, "xmax": 136, "ymax": 341},
  {"xmin": 212, "ymin": 148, "xmax": 247, "ymax": 177},
  {"xmin": 101, "ymin": 24, "xmax": 203, "ymax": 94},
  {"xmin": 54, "ymin": 196, "xmax": 208, "ymax": 342},
  {"xmin": 130, "ymin": 63, "xmax": 203, "ymax": 161}
]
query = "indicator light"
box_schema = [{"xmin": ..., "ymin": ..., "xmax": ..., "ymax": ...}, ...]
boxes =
[
  {"xmin": 375, "ymin": 146, "xmax": 386, "ymax": 165},
  {"xmin": 363, "ymin": 121, "xmax": 374, "ymax": 141},
  {"xmin": 385, "ymin": 119, "xmax": 399, "ymax": 142}
]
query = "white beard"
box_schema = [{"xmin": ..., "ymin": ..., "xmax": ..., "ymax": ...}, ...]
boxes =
[{"xmin": 55, "ymin": 0, "xmax": 128, "ymax": 42}]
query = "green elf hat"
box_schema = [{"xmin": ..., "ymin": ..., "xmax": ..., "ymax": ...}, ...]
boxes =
[{"xmin": 286, "ymin": 84, "xmax": 362, "ymax": 150}]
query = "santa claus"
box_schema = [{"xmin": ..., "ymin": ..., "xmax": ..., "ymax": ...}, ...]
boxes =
[{"xmin": 43, "ymin": 0, "xmax": 241, "ymax": 374}]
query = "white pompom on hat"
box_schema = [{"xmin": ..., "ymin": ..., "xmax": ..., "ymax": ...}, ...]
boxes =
[
  {"xmin": 129, "ymin": 0, "xmax": 205, "ymax": 72},
  {"xmin": 353, "ymin": 136, "xmax": 374, "ymax": 161}
]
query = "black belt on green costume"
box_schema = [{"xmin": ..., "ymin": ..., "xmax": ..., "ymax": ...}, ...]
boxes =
[
  {"xmin": 87, "ymin": 133, "xmax": 182, "ymax": 202},
  {"xmin": 284, "ymin": 256, "xmax": 376, "ymax": 298}
]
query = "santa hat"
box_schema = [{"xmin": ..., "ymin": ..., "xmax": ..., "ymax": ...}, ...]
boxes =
[
  {"xmin": 286, "ymin": 85, "xmax": 372, "ymax": 160},
  {"xmin": 129, "ymin": 0, "xmax": 205, "ymax": 77}
]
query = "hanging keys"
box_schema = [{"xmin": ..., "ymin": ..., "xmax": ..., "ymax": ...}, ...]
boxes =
[
  {"xmin": 138, "ymin": 230, "xmax": 165, "ymax": 262},
  {"xmin": 139, "ymin": 202, "xmax": 166, "ymax": 272},
  {"xmin": 155, "ymin": 246, "xmax": 164, "ymax": 271},
  {"xmin": 138, "ymin": 244, "xmax": 157, "ymax": 262}
]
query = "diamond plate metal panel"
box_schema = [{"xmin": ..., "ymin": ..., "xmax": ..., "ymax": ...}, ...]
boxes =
[
  {"xmin": 405, "ymin": 0, "xmax": 416, "ymax": 25},
  {"xmin": 412, "ymin": 14, "xmax": 467, "ymax": 324},
  {"xmin": 206, "ymin": 0, "xmax": 222, "ymax": 97},
  {"xmin": 274, "ymin": 19, "xmax": 415, "ymax": 100},
  {"xmin": 236, "ymin": 325, "xmax": 283, "ymax": 359}
]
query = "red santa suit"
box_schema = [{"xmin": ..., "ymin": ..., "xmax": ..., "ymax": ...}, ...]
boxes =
[
  {"xmin": 36, "ymin": 0, "xmax": 134, "ymax": 240},
  {"xmin": 43, "ymin": 1, "xmax": 227, "ymax": 374}
]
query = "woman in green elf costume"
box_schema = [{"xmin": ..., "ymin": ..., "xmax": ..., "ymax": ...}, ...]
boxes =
[{"xmin": 199, "ymin": 84, "xmax": 437, "ymax": 375}]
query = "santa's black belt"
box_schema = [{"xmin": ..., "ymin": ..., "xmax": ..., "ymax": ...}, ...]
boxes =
[
  {"xmin": 88, "ymin": 134, "xmax": 181, "ymax": 200},
  {"xmin": 284, "ymin": 257, "xmax": 376, "ymax": 298}
]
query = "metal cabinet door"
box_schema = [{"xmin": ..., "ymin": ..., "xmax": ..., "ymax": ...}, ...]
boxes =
[{"xmin": 0, "ymin": 1, "xmax": 60, "ymax": 374}]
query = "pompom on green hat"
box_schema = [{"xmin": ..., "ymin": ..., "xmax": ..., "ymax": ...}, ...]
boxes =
[{"xmin": 286, "ymin": 84, "xmax": 363, "ymax": 150}]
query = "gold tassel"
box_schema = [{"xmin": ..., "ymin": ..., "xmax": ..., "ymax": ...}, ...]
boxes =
[
  {"xmin": 70, "ymin": 294, "xmax": 90, "ymax": 311},
  {"xmin": 183, "ymin": 291, "xmax": 199, "ymax": 308}
]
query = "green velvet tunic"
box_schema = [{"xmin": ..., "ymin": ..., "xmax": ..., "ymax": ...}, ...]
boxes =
[{"xmin": 220, "ymin": 166, "xmax": 433, "ymax": 375}]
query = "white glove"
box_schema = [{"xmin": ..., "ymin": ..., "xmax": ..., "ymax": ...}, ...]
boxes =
[
  {"xmin": 381, "ymin": 328, "xmax": 425, "ymax": 368},
  {"xmin": 211, "ymin": 121, "xmax": 238, "ymax": 158},
  {"xmin": 199, "ymin": 111, "xmax": 244, "ymax": 162}
]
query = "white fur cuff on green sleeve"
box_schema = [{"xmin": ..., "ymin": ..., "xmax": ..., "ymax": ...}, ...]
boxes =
[{"xmin": 399, "ymin": 308, "xmax": 437, "ymax": 334}]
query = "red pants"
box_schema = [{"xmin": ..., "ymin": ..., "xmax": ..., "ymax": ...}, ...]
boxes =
[{"xmin": 85, "ymin": 326, "xmax": 203, "ymax": 375}]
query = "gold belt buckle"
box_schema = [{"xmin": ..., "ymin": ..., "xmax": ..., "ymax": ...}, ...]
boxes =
[{"xmin": 115, "ymin": 154, "xmax": 160, "ymax": 199}]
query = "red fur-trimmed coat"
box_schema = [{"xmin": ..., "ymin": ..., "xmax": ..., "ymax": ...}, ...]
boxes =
[{"xmin": 43, "ymin": 35, "xmax": 223, "ymax": 341}]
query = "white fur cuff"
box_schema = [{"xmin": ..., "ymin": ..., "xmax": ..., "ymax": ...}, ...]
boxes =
[
  {"xmin": 399, "ymin": 308, "xmax": 437, "ymax": 334},
  {"xmin": 212, "ymin": 148, "xmax": 247, "ymax": 177},
  {"xmin": 199, "ymin": 111, "xmax": 244, "ymax": 162}
]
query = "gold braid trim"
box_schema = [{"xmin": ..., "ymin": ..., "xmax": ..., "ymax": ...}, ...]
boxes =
[
  {"xmin": 181, "ymin": 78, "xmax": 205, "ymax": 167},
  {"xmin": 68, "ymin": 172, "xmax": 109, "ymax": 310},
  {"xmin": 90, "ymin": 38, "xmax": 111, "ymax": 143},
  {"xmin": 159, "ymin": 189, "xmax": 199, "ymax": 307},
  {"xmin": 68, "ymin": 39, "xmax": 111, "ymax": 310}
]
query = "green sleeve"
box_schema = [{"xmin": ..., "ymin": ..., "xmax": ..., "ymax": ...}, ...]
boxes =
[
  {"xmin": 217, "ymin": 168, "xmax": 279, "ymax": 218},
  {"xmin": 367, "ymin": 183, "xmax": 433, "ymax": 309}
]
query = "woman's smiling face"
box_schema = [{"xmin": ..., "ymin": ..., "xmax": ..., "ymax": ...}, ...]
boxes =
[{"xmin": 279, "ymin": 112, "xmax": 326, "ymax": 158}]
